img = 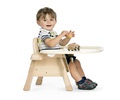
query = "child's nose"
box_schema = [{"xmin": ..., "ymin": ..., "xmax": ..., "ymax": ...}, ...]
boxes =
[{"xmin": 47, "ymin": 20, "xmax": 51, "ymax": 24}]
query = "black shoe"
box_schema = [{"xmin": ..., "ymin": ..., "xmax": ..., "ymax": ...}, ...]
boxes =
[
  {"xmin": 86, "ymin": 79, "xmax": 98, "ymax": 86},
  {"xmin": 78, "ymin": 80, "xmax": 96, "ymax": 90}
]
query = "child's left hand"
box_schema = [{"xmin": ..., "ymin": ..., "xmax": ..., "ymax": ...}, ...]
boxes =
[{"xmin": 65, "ymin": 30, "xmax": 75, "ymax": 39}]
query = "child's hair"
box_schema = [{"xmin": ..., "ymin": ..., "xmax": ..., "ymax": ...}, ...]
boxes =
[{"xmin": 36, "ymin": 7, "xmax": 57, "ymax": 21}]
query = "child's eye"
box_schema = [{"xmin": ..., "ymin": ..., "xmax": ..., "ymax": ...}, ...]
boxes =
[
  {"xmin": 50, "ymin": 19, "xmax": 54, "ymax": 21},
  {"xmin": 44, "ymin": 19, "xmax": 46, "ymax": 21}
]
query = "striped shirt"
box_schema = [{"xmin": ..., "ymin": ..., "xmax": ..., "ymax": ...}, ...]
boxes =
[{"xmin": 38, "ymin": 28, "xmax": 61, "ymax": 50}]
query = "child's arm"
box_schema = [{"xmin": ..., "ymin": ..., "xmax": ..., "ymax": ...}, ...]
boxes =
[
  {"xmin": 60, "ymin": 37, "xmax": 71, "ymax": 46},
  {"xmin": 44, "ymin": 31, "xmax": 68, "ymax": 47}
]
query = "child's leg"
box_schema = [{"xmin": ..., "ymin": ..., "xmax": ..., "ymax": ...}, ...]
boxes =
[
  {"xmin": 74, "ymin": 59, "xmax": 85, "ymax": 77},
  {"xmin": 75, "ymin": 59, "xmax": 98, "ymax": 86},
  {"xmin": 65, "ymin": 54, "xmax": 97, "ymax": 89},
  {"xmin": 68, "ymin": 61, "xmax": 96, "ymax": 90},
  {"xmin": 68, "ymin": 62, "xmax": 82, "ymax": 82}
]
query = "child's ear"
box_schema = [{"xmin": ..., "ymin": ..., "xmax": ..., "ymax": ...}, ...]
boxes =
[
  {"xmin": 55, "ymin": 20, "xmax": 57, "ymax": 24},
  {"xmin": 36, "ymin": 21, "xmax": 39, "ymax": 25}
]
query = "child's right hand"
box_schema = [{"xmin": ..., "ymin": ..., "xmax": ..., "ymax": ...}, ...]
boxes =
[{"xmin": 65, "ymin": 30, "xmax": 75, "ymax": 39}]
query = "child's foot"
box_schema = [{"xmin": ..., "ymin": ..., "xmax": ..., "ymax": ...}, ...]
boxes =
[{"xmin": 78, "ymin": 80, "xmax": 96, "ymax": 90}]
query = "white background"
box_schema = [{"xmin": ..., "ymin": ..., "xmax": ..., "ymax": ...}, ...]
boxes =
[{"xmin": 0, "ymin": 0, "xmax": 120, "ymax": 100}]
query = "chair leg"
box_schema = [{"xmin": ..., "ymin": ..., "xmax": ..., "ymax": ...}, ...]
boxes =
[
  {"xmin": 36, "ymin": 77, "xmax": 43, "ymax": 85},
  {"xmin": 23, "ymin": 60, "xmax": 37, "ymax": 91},
  {"xmin": 59, "ymin": 58, "xmax": 73, "ymax": 91}
]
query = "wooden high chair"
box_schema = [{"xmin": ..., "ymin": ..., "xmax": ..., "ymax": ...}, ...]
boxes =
[{"xmin": 23, "ymin": 38, "xmax": 73, "ymax": 91}]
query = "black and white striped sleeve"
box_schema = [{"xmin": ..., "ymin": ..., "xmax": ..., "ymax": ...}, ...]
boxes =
[
  {"xmin": 39, "ymin": 30, "xmax": 50, "ymax": 42},
  {"xmin": 41, "ymin": 35, "xmax": 50, "ymax": 41}
]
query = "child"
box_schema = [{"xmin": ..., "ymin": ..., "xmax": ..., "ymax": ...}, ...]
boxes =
[{"xmin": 36, "ymin": 7, "xmax": 97, "ymax": 90}]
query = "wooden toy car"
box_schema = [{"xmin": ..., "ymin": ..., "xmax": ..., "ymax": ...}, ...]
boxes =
[{"xmin": 67, "ymin": 43, "xmax": 80, "ymax": 51}]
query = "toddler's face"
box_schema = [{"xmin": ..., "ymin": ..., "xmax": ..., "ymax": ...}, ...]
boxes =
[{"xmin": 37, "ymin": 14, "xmax": 56, "ymax": 31}]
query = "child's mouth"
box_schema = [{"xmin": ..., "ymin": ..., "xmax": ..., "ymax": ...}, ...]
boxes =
[{"xmin": 46, "ymin": 25, "xmax": 52, "ymax": 27}]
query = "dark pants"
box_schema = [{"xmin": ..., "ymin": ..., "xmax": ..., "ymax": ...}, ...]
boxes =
[{"xmin": 65, "ymin": 54, "xmax": 76, "ymax": 64}]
